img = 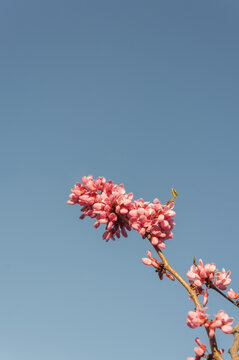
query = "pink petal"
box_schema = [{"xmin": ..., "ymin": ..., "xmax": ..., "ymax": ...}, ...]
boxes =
[
  {"xmin": 194, "ymin": 346, "xmax": 204, "ymax": 356},
  {"xmin": 221, "ymin": 325, "xmax": 233, "ymax": 334},
  {"xmin": 129, "ymin": 210, "xmax": 138, "ymax": 217},
  {"xmin": 151, "ymin": 260, "xmax": 159, "ymax": 268},
  {"xmin": 142, "ymin": 258, "xmax": 152, "ymax": 266},
  {"xmin": 209, "ymin": 328, "xmax": 215, "ymax": 338},
  {"xmin": 151, "ymin": 237, "xmax": 159, "ymax": 246},
  {"xmin": 157, "ymin": 241, "xmax": 165, "ymax": 249},
  {"xmin": 195, "ymin": 338, "xmax": 202, "ymax": 346}
]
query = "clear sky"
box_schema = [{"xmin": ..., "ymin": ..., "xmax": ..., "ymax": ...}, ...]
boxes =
[{"xmin": 0, "ymin": 1, "xmax": 238, "ymax": 359}]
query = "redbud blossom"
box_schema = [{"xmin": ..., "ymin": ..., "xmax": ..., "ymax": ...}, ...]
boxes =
[
  {"xmin": 227, "ymin": 288, "xmax": 239, "ymax": 300},
  {"xmin": 187, "ymin": 337, "xmax": 223, "ymax": 360},
  {"xmin": 214, "ymin": 268, "xmax": 232, "ymax": 290},
  {"xmin": 186, "ymin": 307, "xmax": 209, "ymax": 329},
  {"xmin": 68, "ymin": 175, "xmax": 176, "ymax": 247},
  {"xmin": 204, "ymin": 310, "xmax": 234, "ymax": 338},
  {"xmin": 187, "ymin": 338, "xmax": 207, "ymax": 359},
  {"xmin": 141, "ymin": 251, "xmax": 169, "ymax": 280},
  {"xmin": 187, "ymin": 259, "xmax": 232, "ymax": 305},
  {"xmin": 142, "ymin": 250, "xmax": 159, "ymax": 269},
  {"xmin": 187, "ymin": 259, "xmax": 217, "ymax": 287}
]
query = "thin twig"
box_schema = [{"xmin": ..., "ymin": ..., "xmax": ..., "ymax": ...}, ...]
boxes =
[
  {"xmin": 209, "ymin": 283, "xmax": 239, "ymax": 308},
  {"xmin": 149, "ymin": 239, "xmax": 224, "ymax": 360}
]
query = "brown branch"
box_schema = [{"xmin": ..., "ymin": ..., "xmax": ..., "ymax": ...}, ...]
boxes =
[
  {"xmin": 229, "ymin": 323, "xmax": 239, "ymax": 360},
  {"xmin": 149, "ymin": 239, "xmax": 224, "ymax": 360},
  {"xmin": 209, "ymin": 283, "xmax": 239, "ymax": 308},
  {"xmin": 118, "ymin": 215, "xmax": 224, "ymax": 359}
]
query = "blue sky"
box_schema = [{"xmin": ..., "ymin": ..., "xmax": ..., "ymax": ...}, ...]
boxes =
[{"xmin": 0, "ymin": 1, "xmax": 238, "ymax": 359}]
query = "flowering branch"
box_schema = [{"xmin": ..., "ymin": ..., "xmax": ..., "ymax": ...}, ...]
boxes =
[
  {"xmin": 67, "ymin": 175, "xmax": 238, "ymax": 360},
  {"xmin": 208, "ymin": 283, "xmax": 239, "ymax": 308},
  {"xmin": 148, "ymin": 238, "xmax": 223, "ymax": 360}
]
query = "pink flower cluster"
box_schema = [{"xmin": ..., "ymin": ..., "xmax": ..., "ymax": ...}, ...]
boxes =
[
  {"xmin": 142, "ymin": 250, "xmax": 175, "ymax": 281},
  {"xmin": 68, "ymin": 175, "xmax": 176, "ymax": 247},
  {"xmin": 205, "ymin": 310, "xmax": 234, "ymax": 338},
  {"xmin": 68, "ymin": 175, "xmax": 237, "ymax": 359},
  {"xmin": 186, "ymin": 307, "xmax": 209, "ymax": 329},
  {"xmin": 186, "ymin": 307, "xmax": 234, "ymax": 338},
  {"xmin": 187, "ymin": 259, "xmax": 232, "ymax": 306},
  {"xmin": 187, "ymin": 337, "xmax": 224, "ymax": 360},
  {"xmin": 187, "ymin": 337, "xmax": 207, "ymax": 360},
  {"xmin": 128, "ymin": 199, "xmax": 175, "ymax": 249}
]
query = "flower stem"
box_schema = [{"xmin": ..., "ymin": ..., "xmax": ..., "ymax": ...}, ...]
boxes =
[
  {"xmin": 150, "ymin": 241, "xmax": 224, "ymax": 360},
  {"xmin": 209, "ymin": 282, "xmax": 239, "ymax": 308}
]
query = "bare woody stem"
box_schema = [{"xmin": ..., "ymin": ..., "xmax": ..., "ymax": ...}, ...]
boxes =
[
  {"xmin": 148, "ymin": 238, "xmax": 224, "ymax": 360},
  {"xmin": 229, "ymin": 322, "xmax": 239, "ymax": 360},
  {"xmin": 208, "ymin": 282, "xmax": 239, "ymax": 308}
]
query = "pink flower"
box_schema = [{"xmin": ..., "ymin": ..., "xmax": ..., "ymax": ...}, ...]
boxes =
[
  {"xmin": 141, "ymin": 251, "xmax": 175, "ymax": 281},
  {"xmin": 187, "ymin": 337, "xmax": 207, "ymax": 360},
  {"xmin": 142, "ymin": 250, "xmax": 159, "ymax": 269},
  {"xmin": 227, "ymin": 288, "xmax": 239, "ymax": 300},
  {"xmin": 205, "ymin": 310, "xmax": 234, "ymax": 338},
  {"xmin": 187, "ymin": 259, "xmax": 217, "ymax": 305},
  {"xmin": 68, "ymin": 176, "xmax": 133, "ymax": 241},
  {"xmin": 187, "ymin": 259, "xmax": 233, "ymax": 304},
  {"xmin": 214, "ymin": 268, "xmax": 231, "ymax": 290},
  {"xmin": 68, "ymin": 175, "xmax": 176, "ymax": 247},
  {"xmin": 187, "ymin": 259, "xmax": 217, "ymax": 287},
  {"xmin": 186, "ymin": 307, "xmax": 209, "ymax": 329},
  {"xmin": 128, "ymin": 199, "xmax": 175, "ymax": 249}
]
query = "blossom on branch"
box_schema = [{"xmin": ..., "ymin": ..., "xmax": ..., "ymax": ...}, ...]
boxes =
[
  {"xmin": 205, "ymin": 310, "xmax": 234, "ymax": 338},
  {"xmin": 142, "ymin": 250, "xmax": 175, "ymax": 281},
  {"xmin": 186, "ymin": 307, "xmax": 209, "ymax": 329},
  {"xmin": 142, "ymin": 250, "xmax": 159, "ymax": 269},
  {"xmin": 214, "ymin": 269, "xmax": 232, "ymax": 290},
  {"xmin": 68, "ymin": 175, "xmax": 176, "ymax": 247},
  {"xmin": 187, "ymin": 259, "xmax": 217, "ymax": 287},
  {"xmin": 227, "ymin": 288, "xmax": 239, "ymax": 300},
  {"xmin": 187, "ymin": 337, "xmax": 207, "ymax": 360},
  {"xmin": 187, "ymin": 259, "xmax": 232, "ymax": 306},
  {"xmin": 68, "ymin": 176, "xmax": 237, "ymax": 359}
]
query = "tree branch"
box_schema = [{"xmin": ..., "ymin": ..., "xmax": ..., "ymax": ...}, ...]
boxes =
[
  {"xmin": 229, "ymin": 322, "xmax": 239, "ymax": 360},
  {"xmin": 149, "ymin": 240, "xmax": 224, "ymax": 360},
  {"xmin": 208, "ymin": 282, "xmax": 239, "ymax": 308}
]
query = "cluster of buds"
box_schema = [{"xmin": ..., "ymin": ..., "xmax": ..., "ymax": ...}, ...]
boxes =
[
  {"xmin": 68, "ymin": 175, "xmax": 237, "ymax": 360},
  {"xmin": 204, "ymin": 310, "xmax": 234, "ymax": 338},
  {"xmin": 187, "ymin": 259, "xmax": 238, "ymax": 306},
  {"xmin": 187, "ymin": 337, "xmax": 208, "ymax": 360},
  {"xmin": 186, "ymin": 307, "xmax": 234, "ymax": 338},
  {"xmin": 142, "ymin": 250, "xmax": 175, "ymax": 281},
  {"xmin": 187, "ymin": 337, "xmax": 224, "ymax": 360},
  {"xmin": 68, "ymin": 175, "xmax": 176, "ymax": 249}
]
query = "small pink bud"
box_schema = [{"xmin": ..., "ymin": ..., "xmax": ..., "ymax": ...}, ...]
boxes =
[
  {"xmin": 151, "ymin": 237, "xmax": 159, "ymax": 246},
  {"xmin": 94, "ymin": 221, "xmax": 100, "ymax": 229},
  {"xmin": 142, "ymin": 258, "xmax": 152, "ymax": 266},
  {"xmin": 157, "ymin": 214, "xmax": 164, "ymax": 222},
  {"xmin": 166, "ymin": 273, "xmax": 175, "ymax": 281},
  {"xmin": 203, "ymin": 291, "xmax": 209, "ymax": 306}
]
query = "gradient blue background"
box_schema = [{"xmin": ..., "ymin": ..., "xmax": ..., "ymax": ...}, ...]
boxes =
[{"xmin": 0, "ymin": 1, "xmax": 238, "ymax": 359}]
